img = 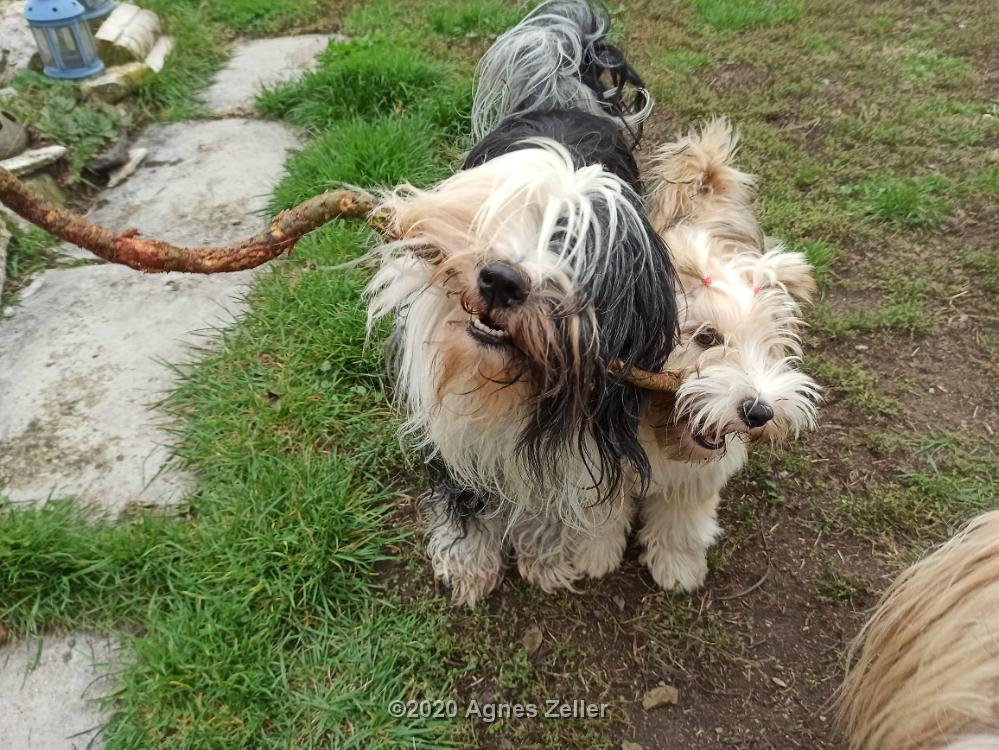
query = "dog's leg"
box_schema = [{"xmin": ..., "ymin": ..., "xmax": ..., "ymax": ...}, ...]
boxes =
[
  {"xmin": 422, "ymin": 485, "xmax": 506, "ymax": 607},
  {"xmin": 638, "ymin": 490, "xmax": 721, "ymax": 591},
  {"xmin": 512, "ymin": 513, "xmax": 580, "ymax": 593},
  {"xmin": 572, "ymin": 495, "xmax": 635, "ymax": 580}
]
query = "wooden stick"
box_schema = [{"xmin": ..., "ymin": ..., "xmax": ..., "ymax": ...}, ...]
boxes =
[{"xmin": 0, "ymin": 167, "xmax": 683, "ymax": 393}]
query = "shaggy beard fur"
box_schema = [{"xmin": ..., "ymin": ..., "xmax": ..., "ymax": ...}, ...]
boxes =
[
  {"xmin": 837, "ymin": 510, "xmax": 999, "ymax": 750},
  {"xmin": 631, "ymin": 119, "xmax": 821, "ymax": 591}
]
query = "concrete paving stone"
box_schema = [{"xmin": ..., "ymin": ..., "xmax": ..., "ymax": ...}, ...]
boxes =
[
  {"xmin": 0, "ymin": 118, "xmax": 302, "ymax": 512},
  {"xmin": 0, "ymin": 632, "xmax": 118, "ymax": 750},
  {"xmin": 0, "ymin": 2, "xmax": 33, "ymax": 85},
  {"xmin": 202, "ymin": 34, "xmax": 342, "ymax": 114}
]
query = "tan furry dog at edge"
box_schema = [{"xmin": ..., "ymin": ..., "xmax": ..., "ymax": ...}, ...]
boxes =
[
  {"xmin": 837, "ymin": 509, "xmax": 999, "ymax": 750},
  {"xmin": 628, "ymin": 118, "xmax": 821, "ymax": 590}
]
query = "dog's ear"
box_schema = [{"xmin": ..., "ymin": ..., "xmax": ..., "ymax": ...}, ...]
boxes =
[
  {"xmin": 646, "ymin": 118, "xmax": 757, "ymax": 230},
  {"xmin": 750, "ymin": 248, "xmax": 817, "ymax": 302}
]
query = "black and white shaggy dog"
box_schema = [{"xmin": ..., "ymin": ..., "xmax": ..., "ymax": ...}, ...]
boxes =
[{"xmin": 366, "ymin": 0, "xmax": 678, "ymax": 605}]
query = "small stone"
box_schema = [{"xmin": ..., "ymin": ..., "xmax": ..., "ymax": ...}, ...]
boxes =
[
  {"xmin": 144, "ymin": 35, "xmax": 174, "ymax": 73},
  {"xmin": 81, "ymin": 62, "xmax": 155, "ymax": 104},
  {"xmin": 642, "ymin": 684, "xmax": 679, "ymax": 710},
  {"xmin": 613, "ymin": 595, "xmax": 626, "ymax": 611},
  {"xmin": 522, "ymin": 624, "xmax": 543, "ymax": 655},
  {"xmin": 0, "ymin": 146, "xmax": 68, "ymax": 177},
  {"xmin": 854, "ymin": 344, "xmax": 869, "ymax": 351},
  {"xmin": 106, "ymin": 148, "xmax": 148, "ymax": 189},
  {"xmin": 3, "ymin": 306, "xmax": 14, "ymax": 318},
  {"xmin": 771, "ymin": 676, "xmax": 788, "ymax": 688},
  {"xmin": 928, "ymin": 387, "xmax": 936, "ymax": 395},
  {"xmin": 621, "ymin": 742, "xmax": 645, "ymax": 750}
]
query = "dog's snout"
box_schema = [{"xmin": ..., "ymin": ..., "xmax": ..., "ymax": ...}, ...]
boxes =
[
  {"xmin": 741, "ymin": 400, "xmax": 774, "ymax": 428},
  {"xmin": 478, "ymin": 264, "xmax": 527, "ymax": 308}
]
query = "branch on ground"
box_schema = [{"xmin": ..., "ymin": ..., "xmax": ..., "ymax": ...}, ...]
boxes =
[
  {"xmin": 0, "ymin": 167, "xmax": 684, "ymax": 393},
  {"xmin": 0, "ymin": 167, "xmax": 386, "ymax": 274}
]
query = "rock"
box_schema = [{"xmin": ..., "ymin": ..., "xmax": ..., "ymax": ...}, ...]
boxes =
[
  {"xmin": 85, "ymin": 130, "xmax": 130, "ymax": 173},
  {"xmin": 641, "ymin": 684, "xmax": 679, "ymax": 711},
  {"xmin": 96, "ymin": 4, "xmax": 161, "ymax": 64},
  {"xmin": 0, "ymin": 1, "xmax": 37, "ymax": 84},
  {"xmin": 106, "ymin": 146, "xmax": 147, "ymax": 188},
  {"xmin": 522, "ymin": 624, "xmax": 543, "ymax": 655},
  {"xmin": 144, "ymin": 35, "xmax": 174, "ymax": 73},
  {"xmin": 771, "ymin": 676, "xmax": 788, "ymax": 688},
  {"xmin": 81, "ymin": 62, "xmax": 155, "ymax": 104},
  {"xmin": 202, "ymin": 34, "xmax": 341, "ymax": 114},
  {"xmin": 622, "ymin": 742, "xmax": 645, "ymax": 750},
  {"xmin": 0, "ymin": 145, "xmax": 68, "ymax": 177}
]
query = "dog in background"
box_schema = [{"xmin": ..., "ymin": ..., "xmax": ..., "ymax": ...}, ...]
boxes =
[
  {"xmin": 366, "ymin": 0, "xmax": 677, "ymax": 605},
  {"xmin": 837, "ymin": 510, "xmax": 999, "ymax": 750},
  {"xmin": 635, "ymin": 120, "xmax": 820, "ymax": 590}
]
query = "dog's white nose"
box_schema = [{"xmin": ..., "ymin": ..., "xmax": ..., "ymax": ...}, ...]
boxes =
[{"xmin": 741, "ymin": 400, "xmax": 774, "ymax": 428}]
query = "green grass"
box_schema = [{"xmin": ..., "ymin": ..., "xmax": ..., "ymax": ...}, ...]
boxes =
[
  {"xmin": 810, "ymin": 301, "xmax": 934, "ymax": 337},
  {"xmin": 656, "ymin": 49, "xmax": 715, "ymax": 72},
  {"xmin": 846, "ymin": 174, "xmax": 953, "ymax": 228},
  {"xmin": 427, "ymin": 0, "xmax": 525, "ymax": 37},
  {"xmin": 257, "ymin": 40, "xmax": 451, "ymax": 131},
  {"xmin": 794, "ymin": 240, "xmax": 838, "ymax": 285},
  {"xmin": 689, "ymin": 0, "xmax": 802, "ymax": 31},
  {"xmin": 814, "ymin": 359, "xmax": 899, "ymax": 415},
  {"xmin": 2, "ymin": 72, "xmax": 121, "ymax": 175},
  {"xmin": 902, "ymin": 48, "xmax": 973, "ymax": 86},
  {"xmin": 829, "ymin": 440, "xmax": 998, "ymax": 543},
  {"xmin": 1, "ymin": 224, "xmax": 57, "ymax": 302},
  {"xmin": 270, "ymin": 117, "xmax": 449, "ymax": 211}
]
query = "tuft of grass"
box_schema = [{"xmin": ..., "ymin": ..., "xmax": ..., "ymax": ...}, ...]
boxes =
[
  {"xmin": 902, "ymin": 48, "xmax": 973, "ymax": 86},
  {"xmin": 830, "ymin": 442, "xmax": 998, "ymax": 544},
  {"xmin": 965, "ymin": 250, "xmax": 999, "ymax": 295},
  {"xmin": 846, "ymin": 174, "xmax": 953, "ymax": 229},
  {"xmin": 689, "ymin": 0, "xmax": 802, "ymax": 31},
  {"xmin": 815, "ymin": 556, "xmax": 869, "ymax": 606},
  {"xmin": 814, "ymin": 359, "xmax": 899, "ymax": 416},
  {"xmin": 270, "ymin": 116, "xmax": 449, "ymax": 212},
  {"xmin": 2, "ymin": 72, "xmax": 121, "ymax": 175},
  {"xmin": 1, "ymin": 224, "xmax": 57, "ymax": 301},
  {"xmin": 427, "ymin": 0, "xmax": 524, "ymax": 37},
  {"xmin": 795, "ymin": 240, "xmax": 838, "ymax": 285},
  {"xmin": 810, "ymin": 301, "xmax": 934, "ymax": 337},
  {"xmin": 656, "ymin": 49, "xmax": 715, "ymax": 72},
  {"xmin": 258, "ymin": 40, "xmax": 449, "ymax": 131},
  {"xmin": 970, "ymin": 166, "xmax": 999, "ymax": 195},
  {"xmin": 200, "ymin": 0, "xmax": 322, "ymax": 34}
]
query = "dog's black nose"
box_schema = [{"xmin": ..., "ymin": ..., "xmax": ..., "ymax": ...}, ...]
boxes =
[
  {"xmin": 741, "ymin": 400, "xmax": 774, "ymax": 428},
  {"xmin": 478, "ymin": 265, "xmax": 527, "ymax": 308}
]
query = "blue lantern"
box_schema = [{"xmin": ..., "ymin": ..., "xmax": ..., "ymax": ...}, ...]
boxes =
[
  {"xmin": 24, "ymin": 0, "xmax": 105, "ymax": 80},
  {"xmin": 79, "ymin": 0, "xmax": 115, "ymax": 22}
]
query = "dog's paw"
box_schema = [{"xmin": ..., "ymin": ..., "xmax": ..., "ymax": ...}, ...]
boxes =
[
  {"xmin": 517, "ymin": 555, "xmax": 579, "ymax": 593},
  {"xmin": 640, "ymin": 546, "xmax": 709, "ymax": 592},
  {"xmin": 572, "ymin": 535, "xmax": 626, "ymax": 580},
  {"xmin": 445, "ymin": 570, "xmax": 505, "ymax": 608}
]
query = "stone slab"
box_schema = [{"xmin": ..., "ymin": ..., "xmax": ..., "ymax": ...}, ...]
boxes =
[
  {"xmin": 0, "ymin": 2, "xmax": 33, "ymax": 85},
  {"xmin": 0, "ymin": 118, "xmax": 302, "ymax": 512},
  {"xmin": 202, "ymin": 34, "xmax": 339, "ymax": 114},
  {"xmin": 0, "ymin": 632, "xmax": 118, "ymax": 750}
]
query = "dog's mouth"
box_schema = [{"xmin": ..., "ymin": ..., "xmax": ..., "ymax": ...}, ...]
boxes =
[
  {"xmin": 692, "ymin": 431, "xmax": 727, "ymax": 451},
  {"xmin": 467, "ymin": 310, "xmax": 512, "ymax": 347}
]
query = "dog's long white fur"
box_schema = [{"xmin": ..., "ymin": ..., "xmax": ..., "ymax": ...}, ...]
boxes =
[
  {"xmin": 471, "ymin": 0, "xmax": 652, "ymax": 141},
  {"xmin": 837, "ymin": 510, "xmax": 999, "ymax": 750},
  {"xmin": 367, "ymin": 141, "xmax": 652, "ymax": 529}
]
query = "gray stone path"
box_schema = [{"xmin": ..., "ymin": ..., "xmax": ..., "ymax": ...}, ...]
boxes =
[
  {"xmin": 0, "ymin": 2, "xmax": 32, "ymax": 85},
  {"xmin": 0, "ymin": 35, "xmax": 332, "ymax": 748}
]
